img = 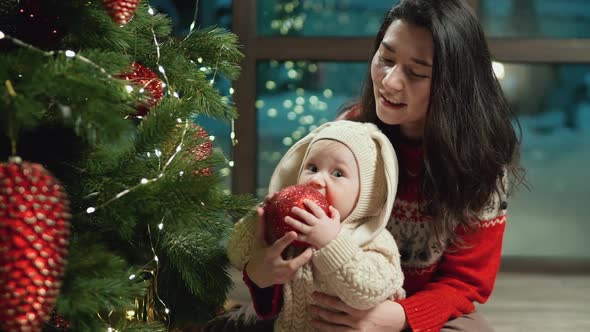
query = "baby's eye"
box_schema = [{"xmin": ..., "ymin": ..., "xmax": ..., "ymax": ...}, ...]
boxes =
[
  {"xmin": 332, "ymin": 170, "xmax": 343, "ymax": 177},
  {"xmin": 307, "ymin": 164, "xmax": 318, "ymax": 172}
]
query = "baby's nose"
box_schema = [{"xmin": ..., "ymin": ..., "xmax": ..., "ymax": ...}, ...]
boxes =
[{"xmin": 308, "ymin": 173, "xmax": 326, "ymax": 188}]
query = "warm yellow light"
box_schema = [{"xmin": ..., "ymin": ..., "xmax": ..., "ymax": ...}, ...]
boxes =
[{"xmin": 267, "ymin": 108, "xmax": 278, "ymax": 118}]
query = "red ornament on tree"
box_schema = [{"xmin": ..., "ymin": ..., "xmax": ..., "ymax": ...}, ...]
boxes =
[
  {"xmin": 102, "ymin": 0, "xmax": 141, "ymax": 25},
  {"xmin": 164, "ymin": 123, "xmax": 214, "ymax": 176},
  {"xmin": 190, "ymin": 125, "xmax": 213, "ymax": 176},
  {"xmin": 118, "ymin": 62, "xmax": 164, "ymax": 117},
  {"xmin": 0, "ymin": 158, "xmax": 71, "ymax": 332},
  {"xmin": 264, "ymin": 184, "xmax": 329, "ymax": 248}
]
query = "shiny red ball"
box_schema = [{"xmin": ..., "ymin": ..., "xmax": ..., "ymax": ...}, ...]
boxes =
[
  {"xmin": 264, "ymin": 184, "xmax": 329, "ymax": 248},
  {"xmin": 118, "ymin": 62, "xmax": 164, "ymax": 117}
]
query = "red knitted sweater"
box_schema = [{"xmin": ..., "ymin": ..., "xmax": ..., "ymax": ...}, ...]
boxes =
[
  {"xmin": 388, "ymin": 141, "xmax": 506, "ymax": 331},
  {"xmin": 244, "ymin": 112, "xmax": 507, "ymax": 331}
]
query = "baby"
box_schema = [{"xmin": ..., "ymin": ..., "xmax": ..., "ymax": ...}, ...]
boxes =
[{"xmin": 227, "ymin": 120, "xmax": 405, "ymax": 331}]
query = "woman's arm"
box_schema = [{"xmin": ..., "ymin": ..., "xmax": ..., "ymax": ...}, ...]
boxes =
[
  {"xmin": 310, "ymin": 294, "xmax": 408, "ymax": 332},
  {"xmin": 310, "ymin": 218, "xmax": 504, "ymax": 331},
  {"xmin": 396, "ymin": 191, "xmax": 508, "ymax": 331},
  {"xmin": 397, "ymin": 213, "xmax": 505, "ymax": 331}
]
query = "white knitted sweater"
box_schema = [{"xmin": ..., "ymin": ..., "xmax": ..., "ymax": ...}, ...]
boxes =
[{"xmin": 227, "ymin": 213, "xmax": 405, "ymax": 332}]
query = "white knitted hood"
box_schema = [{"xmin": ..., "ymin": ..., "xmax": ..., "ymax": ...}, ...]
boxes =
[{"xmin": 268, "ymin": 120, "xmax": 398, "ymax": 246}]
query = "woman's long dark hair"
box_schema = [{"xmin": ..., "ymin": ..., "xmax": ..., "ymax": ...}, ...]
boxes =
[{"xmin": 355, "ymin": 0, "xmax": 525, "ymax": 242}]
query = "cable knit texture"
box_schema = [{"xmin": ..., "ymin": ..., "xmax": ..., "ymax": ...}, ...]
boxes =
[
  {"xmin": 229, "ymin": 218, "xmax": 405, "ymax": 331},
  {"xmin": 227, "ymin": 121, "xmax": 404, "ymax": 331}
]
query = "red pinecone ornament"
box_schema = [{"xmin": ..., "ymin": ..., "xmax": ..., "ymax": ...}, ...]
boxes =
[
  {"xmin": 191, "ymin": 125, "xmax": 213, "ymax": 176},
  {"xmin": 119, "ymin": 62, "xmax": 164, "ymax": 117},
  {"xmin": 264, "ymin": 184, "xmax": 329, "ymax": 248},
  {"xmin": 0, "ymin": 158, "xmax": 71, "ymax": 332},
  {"xmin": 102, "ymin": 0, "xmax": 141, "ymax": 25}
]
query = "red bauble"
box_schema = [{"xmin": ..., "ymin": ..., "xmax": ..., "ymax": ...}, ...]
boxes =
[
  {"xmin": 191, "ymin": 125, "xmax": 213, "ymax": 176},
  {"xmin": 264, "ymin": 184, "xmax": 329, "ymax": 248},
  {"xmin": 165, "ymin": 123, "xmax": 213, "ymax": 176},
  {"xmin": 102, "ymin": 0, "xmax": 141, "ymax": 25},
  {"xmin": 16, "ymin": 0, "xmax": 66, "ymax": 49},
  {"xmin": 0, "ymin": 159, "xmax": 71, "ymax": 332},
  {"xmin": 119, "ymin": 62, "xmax": 164, "ymax": 117}
]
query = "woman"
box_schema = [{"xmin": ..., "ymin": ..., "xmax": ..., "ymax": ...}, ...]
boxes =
[{"xmin": 309, "ymin": 0, "xmax": 523, "ymax": 330}]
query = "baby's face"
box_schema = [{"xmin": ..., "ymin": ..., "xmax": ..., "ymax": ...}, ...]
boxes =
[{"xmin": 298, "ymin": 139, "xmax": 360, "ymax": 221}]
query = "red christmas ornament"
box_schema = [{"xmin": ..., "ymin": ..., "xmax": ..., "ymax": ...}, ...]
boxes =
[
  {"xmin": 165, "ymin": 123, "xmax": 213, "ymax": 176},
  {"xmin": 0, "ymin": 158, "xmax": 71, "ymax": 332},
  {"xmin": 190, "ymin": 125, "xmax": 213, "ymax": 176},
  {"xmin": 264, "ymin": 184, "xmax": 329, "ymax": 248},
  {"xmin": 102, "ymin": 0, "xmax": 141, "ymax": 25},
  {"xmin": 118, "ymin": 62, "xmax": 164, "ymax": 117}
]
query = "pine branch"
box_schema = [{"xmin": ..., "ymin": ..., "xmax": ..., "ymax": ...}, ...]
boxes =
[
  {"xmin": 56, "ymin": 238, "xmax": 148, "ymax": 331},
  {"xmin": 176, "ymin": 27, "xmax": 243, "ymax": 80},
  {"xmin": 64, "ymin": 1, "xmax": 172, "ymax": 57},
  {"xmin": 1, "ymin": 0, "xmax": 250, "ymax": 328}
]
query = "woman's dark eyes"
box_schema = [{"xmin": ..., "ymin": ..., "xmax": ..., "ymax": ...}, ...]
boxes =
[
  {"xmin": 380, "ymin": 57, "xmax": 427, "ymax": 78},
  {"xmin": 380, "ymin": 56, "xmax": 394, "ymax": 65}
]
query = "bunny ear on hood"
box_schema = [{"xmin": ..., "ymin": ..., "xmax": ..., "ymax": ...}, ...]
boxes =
[{"xmin": 268, "ymin": 120, "xmax": 398, "ymax": 246}]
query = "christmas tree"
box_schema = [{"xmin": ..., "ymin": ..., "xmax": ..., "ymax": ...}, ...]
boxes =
[{"xmin": 0, "ymin": 0, "xmax": 254, "ymax": 331}]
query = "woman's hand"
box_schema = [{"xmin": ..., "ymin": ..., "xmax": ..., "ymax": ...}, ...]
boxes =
[
  {"xmin": 245, "ymin": 206, "xmax": 314, "ymax": 288},
  {"xmin": 309, "ymin": 293, "xmax": 408, "ymax": 332}
]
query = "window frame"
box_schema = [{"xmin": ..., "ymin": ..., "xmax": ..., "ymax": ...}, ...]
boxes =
[{"xmin": 230, "ymin": 0, "xmax": 590, "ymax": 195}]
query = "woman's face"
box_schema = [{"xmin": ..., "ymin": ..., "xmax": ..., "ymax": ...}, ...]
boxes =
[{"xmin": 371, "ymin": 19, "xmax": 434, "ymax": 139}]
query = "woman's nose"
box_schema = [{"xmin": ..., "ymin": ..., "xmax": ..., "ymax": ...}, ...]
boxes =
[{"xmin": 383, "ymin": 65, "xmax": 404, "ymax": 91}]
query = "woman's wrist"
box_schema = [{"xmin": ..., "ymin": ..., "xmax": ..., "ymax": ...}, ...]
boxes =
[
  {"xmin": 390, "ymin": 301, "xmax": 409, "ymax": 331},
  {"xmin": 372, "ymin": 300, "xmax": 408, "ymax": 331}
]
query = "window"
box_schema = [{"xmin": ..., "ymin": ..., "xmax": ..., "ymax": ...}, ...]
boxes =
[
  {"xmin": 496, "ymin": 63, "xmax": 590, "ymax": 257},
  {"xmin": 257, "ymin": 0, "xmax": 399, "ymax": 37},
  {"xmin": 479, "ymin": 0, "xmax": 590, "ymax": 38},
  {"xmin": 231, "ymin": 1, "xmax": 590, "ymax": 258},
  {"xmin": 256, "ymin": 60, "xmax": 367, "ymax": 196}
]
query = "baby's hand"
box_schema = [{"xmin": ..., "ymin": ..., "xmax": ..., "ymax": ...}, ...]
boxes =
[{"xmin": 285, "ymin": 200, "xmax": 342, "ymax": 249}]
